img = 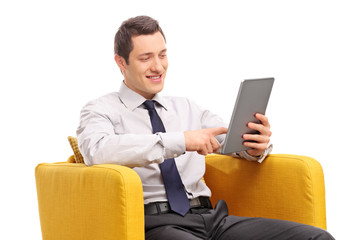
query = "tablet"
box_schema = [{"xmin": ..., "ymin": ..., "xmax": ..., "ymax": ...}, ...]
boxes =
[{"xmin": 220, "ymin": 78, "xmax": 274, "ymax": 154}]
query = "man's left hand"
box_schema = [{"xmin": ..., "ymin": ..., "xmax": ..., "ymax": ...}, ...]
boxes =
[{"xmin": 243, "ymin": 113, "xmax": 272, "ymax": 157}]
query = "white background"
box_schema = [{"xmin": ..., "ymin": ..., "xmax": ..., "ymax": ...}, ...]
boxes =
[{"xmin": 1, "ymin": 0, "xmax": 359, "ymax": 239}]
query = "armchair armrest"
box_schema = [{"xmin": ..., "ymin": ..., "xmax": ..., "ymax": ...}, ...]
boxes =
[
  {"xmin": 204, "ymin": 154, "xmax": 327, "ymax": 230},
  {"xmin": 35, "ymin": 162, "xmax": 144, "ymax": 240}
]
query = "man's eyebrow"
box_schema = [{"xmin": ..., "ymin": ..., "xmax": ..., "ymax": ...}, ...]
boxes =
[
  {"xmin": 138, "ymin": 52, "xmax": 152, "ymax": 57},
  {"xmin": 137, "ymin": 49, "xmax": 167, "ymax": 57}
]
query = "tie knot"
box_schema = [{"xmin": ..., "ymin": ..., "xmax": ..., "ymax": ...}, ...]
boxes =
[{"xmin": 143, "ymin": 100, "xmax": 155, "ymax": 110}]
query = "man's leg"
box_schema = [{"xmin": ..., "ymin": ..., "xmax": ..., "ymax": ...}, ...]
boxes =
[
  {"xmin": 213, "ymin": 215, "xmax": 335, "ymax": 240},
  {"xmin": 145, "ymin": 209, "xmax": 210, "ymax": 240},
  {"xmin": 146, "ymin": 225, "xmax": 203, "ymax": 240}
]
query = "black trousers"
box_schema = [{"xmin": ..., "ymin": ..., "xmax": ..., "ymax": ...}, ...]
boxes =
[{"xmin": 145, "ymin": 200, "xmax": 335, "ymax": 240}]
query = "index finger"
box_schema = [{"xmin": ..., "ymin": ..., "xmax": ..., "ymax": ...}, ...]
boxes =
[{"xmin": 209, "ymin": 127, "xmax": 228, "ymax": 136}]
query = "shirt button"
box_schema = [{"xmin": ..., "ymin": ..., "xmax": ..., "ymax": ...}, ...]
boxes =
[{"xmin": 173, "ymin": 154, "xmax": 178, "ymax": 158}]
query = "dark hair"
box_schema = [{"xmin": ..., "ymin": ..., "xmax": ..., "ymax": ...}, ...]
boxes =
[{"xmin": 114, "ymin": 16, "xmax": 166, "ymax": 64}]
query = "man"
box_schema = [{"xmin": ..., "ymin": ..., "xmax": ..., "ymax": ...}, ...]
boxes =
[{"xmin": 77, "ymin": 16, "xmax": 334, "ymax": 240}]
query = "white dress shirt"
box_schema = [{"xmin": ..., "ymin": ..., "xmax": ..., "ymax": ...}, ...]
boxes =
[{"xmin": 77, "ymin": 82, "xmax": 272, "ymax": 204}]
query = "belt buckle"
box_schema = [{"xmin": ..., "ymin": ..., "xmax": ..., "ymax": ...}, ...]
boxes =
[
  {"xmin": 157, "ymin": 202, "xmax": 170, "ymax": 213},
  {"xmin": 190, "ymin": 197, "xmax": 201, "ymax": 208}
]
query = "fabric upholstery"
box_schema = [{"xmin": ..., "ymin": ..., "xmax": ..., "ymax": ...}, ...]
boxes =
[
  {"xmin": 204, "ymin": 154, "xmax": 327, "ymax": 230},
  {"xmin": 36, "ymin": 152, "xmax": 327, "ymax": 239},
  {"xmin": 35, "ymin": 162, "xmax": 144, "ymax": 240}
]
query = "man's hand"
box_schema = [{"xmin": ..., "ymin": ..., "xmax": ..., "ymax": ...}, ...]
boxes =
[
  {"xmin": 184, "ymin": 127, "xmax": 228, "ymax": 155},
  {"xmin": 243, "ymin": 113, "xmax": 272, "ymax": 157}
]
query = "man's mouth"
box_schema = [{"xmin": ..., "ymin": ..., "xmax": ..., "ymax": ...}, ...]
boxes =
[{"xmin": 146, "ymin": 74, "xmax": 162, "ymax": 82}]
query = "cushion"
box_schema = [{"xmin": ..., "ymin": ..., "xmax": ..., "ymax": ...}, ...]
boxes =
[{"xmin": 67, "ymin": 136, "xmax": 84, "ymax": 163}]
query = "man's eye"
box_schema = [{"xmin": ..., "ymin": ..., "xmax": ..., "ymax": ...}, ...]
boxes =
[{"xmin": 140, "ymin": 57, "xmax": 150, "ymax": 61}]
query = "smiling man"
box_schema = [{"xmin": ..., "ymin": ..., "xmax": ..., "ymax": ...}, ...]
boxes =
[
  {"xmin": 114, "ymin": 31, "xmax": 168, "ymax": 99},
  {"xmin": 77, "ymin": 16, "xmax": 335, "ymax": 240}
]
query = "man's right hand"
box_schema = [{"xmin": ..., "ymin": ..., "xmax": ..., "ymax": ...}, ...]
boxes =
[{"xmin": 184, "ymin": 127, "xmax": 228, "ymax": 155}]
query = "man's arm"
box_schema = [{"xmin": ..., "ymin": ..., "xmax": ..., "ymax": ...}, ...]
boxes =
[
  {"xmin": 184, "ymin": 127, "xmax": 228, "ymax": 155},
  {"xmin": 77, "ymin": 102, "xmax": 185, "ymax": 167}
]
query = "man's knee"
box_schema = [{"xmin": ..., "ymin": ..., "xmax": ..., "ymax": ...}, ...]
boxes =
[
  {"xmin": 308, "ymin": 228, "xmax": 335, "ymax": 240},
  {"xmin": 281, "ymin": 224, "xmax": 335, "ymax": 240}
]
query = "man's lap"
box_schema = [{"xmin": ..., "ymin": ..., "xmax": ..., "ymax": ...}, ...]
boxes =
[{"xmin": 145, "ymin": 200, "xmax": 335, "ymax": 240}]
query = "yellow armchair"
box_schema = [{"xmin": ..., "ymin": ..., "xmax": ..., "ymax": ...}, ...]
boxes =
[{"xmin": 35, "ymin": 154, "xmax": 327, "ymax": 240}]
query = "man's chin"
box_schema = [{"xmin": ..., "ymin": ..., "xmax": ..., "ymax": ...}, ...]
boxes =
[{"xmin": 152, "ymin": 86, "xmax": 164, "ymax": 94}]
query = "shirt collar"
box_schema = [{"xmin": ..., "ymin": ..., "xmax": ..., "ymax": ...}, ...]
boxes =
[{"xmin": 118, "ymin": 81, "xmax": 168, "ymax": 111}]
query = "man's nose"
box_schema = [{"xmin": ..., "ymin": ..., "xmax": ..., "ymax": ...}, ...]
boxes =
[{"xmin": 150, "ymin": 57, "xmax": 164, "ymax": 73}]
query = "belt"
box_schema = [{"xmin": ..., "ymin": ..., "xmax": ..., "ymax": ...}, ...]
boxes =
[{"xmin": 145, "ymin": 196, "xmax": 212, "ymax": 215}]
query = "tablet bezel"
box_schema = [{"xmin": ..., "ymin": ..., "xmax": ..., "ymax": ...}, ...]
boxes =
[{"xmin": 221, "ymin": 78, "xmax": 274, "ymax": 154}]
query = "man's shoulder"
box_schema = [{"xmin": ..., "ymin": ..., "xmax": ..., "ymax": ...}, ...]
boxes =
[
  {"xmin": 162, "ymin": 95, "xmax": 188, "ymax": 102},
  {"xmin": 82, "ymin": 92, "xmax": 120, "ymax": 111},
  {"xmin": 162, "ymin": 95, "xmax": 192, "ymax": 107},
  {"xmin": 96, "ymin": 91, "xmax": 120, "ymax": 103},
  {"xmin": 162, "ymin": 95, "xmax": 203, "ymax": 112}
]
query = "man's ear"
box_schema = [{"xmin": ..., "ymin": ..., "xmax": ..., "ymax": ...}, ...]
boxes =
[{"xmin": 114, "ymin": 54, "xmax": 127, "ymax": 72}]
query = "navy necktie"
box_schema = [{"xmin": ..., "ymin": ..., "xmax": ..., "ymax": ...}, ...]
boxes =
[{"xmin": 143, "ymin": 100, "xmax": 190, "ymax": 216}]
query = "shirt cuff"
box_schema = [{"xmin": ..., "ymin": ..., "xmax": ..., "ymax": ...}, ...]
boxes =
[
  {"xmin": 157, "ymin": 132, "xmax": 186, "ymax": 159},
  {"xmin": 233, "ymin": 143, "xmax": 273, "ymax": 163}
]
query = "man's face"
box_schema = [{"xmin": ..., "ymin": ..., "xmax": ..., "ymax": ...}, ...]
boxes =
[{"xmin": 116, "ymin": 31, "xmax": 168, "ymax": 99}]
